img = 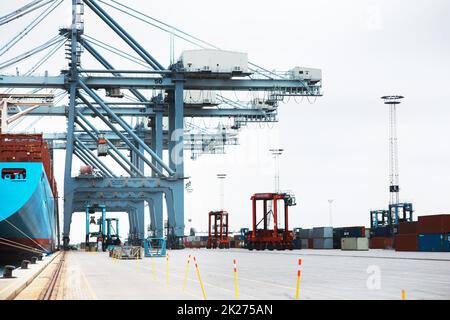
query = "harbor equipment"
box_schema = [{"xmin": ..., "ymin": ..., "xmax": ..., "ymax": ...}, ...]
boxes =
[
  {"xmin": 0, "ymin": 0, "xmax": 322, "ymax": 250},
  {"xmin": 288, "ymin": 67, "xmax": 322, "ymax": 83},
  {"xmin": 370, "ymin": 205, "xmax": 413, "ymax": 237},
  {"xmin": 240, "ymin": 228, "xmax": 249, "ymax": 249},
  {"xmin": 85, "ymin": 204, "xmax": 106, "ymax": 251},
  {"xmin": 143, "ymin": 237, "xmax": 167, "ymax": 257},
  {"xmin": 206, "ymin": 211, "xmax": 230, "ymax": 249},
  {"xmin": 247, "ymin": 192, "xmax": 296, "ymax": 250},
  {"xmin": 370, "ymin": 96, "xmax": 414, "ymax": 238},
  {"xmin": 110, "ymin": 246, "xmax": 142, "ymax": 259},
  {"xmin": 96, "ymin": 133, "xmax": 108, "ymax": 157},
  {"xmin": 104, "ymin": 218, "xmax": 121, "ymax": 247}
]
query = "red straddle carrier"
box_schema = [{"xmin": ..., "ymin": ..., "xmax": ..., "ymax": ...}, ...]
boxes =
[
  {"xmin": 247, "ymin": 192, "xmax": 296, "ymax": 251},
  {"xmin": 207, "ymin": 211, "xmax": 230, "ymax": 249}
]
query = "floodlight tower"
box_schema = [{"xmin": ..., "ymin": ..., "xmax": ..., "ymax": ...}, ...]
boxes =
[
  {"xmin": 270, "ymin": 148, "xmax": 284, "ymax": 193},
  {"xmin": 381, "ymin": 95, "xmax": 404, "ymax": 206},
  {"xmin": 217, "ymin": 174, "xmax": 227, "ymax": 210}
]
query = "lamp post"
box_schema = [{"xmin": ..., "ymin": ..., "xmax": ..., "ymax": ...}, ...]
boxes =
[
  {"xmin": 185, "ymin": 180, "xmax": 193, "ymax": 236},
  {"xmin": 217, "ymin": 174, "xmax": 227, "ymax": 210},
  {"xmin": 269, "ymin": 148, "xmax": 283, "ymax": 193}
]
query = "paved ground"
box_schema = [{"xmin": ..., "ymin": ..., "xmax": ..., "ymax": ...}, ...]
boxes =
[{"xmin": 27, "ymin": 249, "xmax": 450, "ymax": 300}]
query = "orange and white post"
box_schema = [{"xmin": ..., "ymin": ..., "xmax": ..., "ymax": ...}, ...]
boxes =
[
  {"xmin": 182, "ymin": 254, "xmax": 191, "ymax": 291},
  {"xmin": 295, "ymin": 258, "xmax": 302, "ymax": 300},
  {"xmin": 233, "ymin": 258, "xmax": 239, "ymax": 300},
  {"xmin": 193, "ymin": 256, "xmax": 207, "ymax": 300}
]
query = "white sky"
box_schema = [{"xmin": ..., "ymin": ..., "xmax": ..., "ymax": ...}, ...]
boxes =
[{"xmin": 1, "ymin": 0, "xmax": 450, "ymax": 243}]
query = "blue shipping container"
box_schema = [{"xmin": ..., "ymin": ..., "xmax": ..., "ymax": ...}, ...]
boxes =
[
  {"xmin": 372, "ymin": 226, "xmax": 391, "ymax": 237},
  {"xmin": 418, "ymin": 234, "xmax": 443, "ymax": 252},
  {"xmin": 443, "ymin": 234, "xmax": 450, "ymax": 252},
  {"xmin": 293, "ymin": 238, "xmax": 302, "ymax": 249}
]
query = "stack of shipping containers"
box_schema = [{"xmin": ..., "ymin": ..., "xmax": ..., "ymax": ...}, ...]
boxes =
[
  {"xmin": 312, "ymin": 227, "xmax": 333, "ymax": 249},
  {"xmin": 417, "ymin": 215, "xmax": 450, "ymax": 252}
]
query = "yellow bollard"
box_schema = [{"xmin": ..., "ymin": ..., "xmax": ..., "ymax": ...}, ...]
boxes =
[
  {"xmin": 166, "ymin": 252, "xmax": 170, "ymax": 287},
  {"xmin": 402, "ymin": 289, "xmax": 406, "ymax": 300},
  {"xmin": 193, "ymin": 256, "xmax": 207, "ymax": 300},
  {"xmin": 233, "ymin": 258, "xmax": 239, "ymax": 300},
  {"xmin": 182, "ymin": 254, "xmax": 191, "ymax": 291},
  {"xmin": 295, "ymin": 258, "xmax": 302, "ymax": 300}
]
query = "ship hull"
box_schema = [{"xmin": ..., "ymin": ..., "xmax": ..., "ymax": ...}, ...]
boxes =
[{"xmin": 0, "ymin": 162, "xmax": 58, "ymax": 261}]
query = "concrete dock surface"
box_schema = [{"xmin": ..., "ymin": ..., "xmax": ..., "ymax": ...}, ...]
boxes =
[
  {"xmin": 4, "ymin": 249, "xmax": 450, "ymax": 300},
  {"xmin": 0, "ymin": 252, "xmax": 59, "ymax": 300}
]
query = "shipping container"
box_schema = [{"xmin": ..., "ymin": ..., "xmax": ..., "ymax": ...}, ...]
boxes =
[
  {"xmin": 296, "ymin": 228, "xmax": 311, "ymax": 239},
  {"xmin": 333, "ymin": 238, "xmax": 341, "ymax": 249},
  {"xmin": 312, "ymin": 227, "xmax": 333, "ymax": 238},
  {"xmin": 369, "ymin": 237, "xmax": 393, "ymax": 249},
  {"xmin": 418, "ymin": 234, "xmax": 444, "ymax": 252},
  {"xmin": 301, "ymin": 239, "xmax": 309, "ymax": 249},
  {"xmin": 308, "ymin": 238, "xmax": 314, "ymax": 249},
  {"xmin": 418, "ymin": 215, "xmax": 450, "ymax": 234},
  {"xmin": 398, "ymin": 221, "xmax": 418, "ymax": 235},
  {"xmin": 333, "ymin": 226, "xmax": 366, "ymax": 248},
  {"xmin": 333, "ymin": 227, "xmax": 343, "ymax": 249},
  {"xmin": 371, "ymin": 226, "xmax": 392, "ymax": 237},
  {"xmin": 313, "ymin": 238, "xmax": 333, "ymax": 249},
  {"xmin": 342, "ymin": 227, "xmax": 365, "ymax": 238},
  {"xmin": 341, "ymin": 238, "xmax": 369, "ymax": 251},
  {"xmin": 443, "ymin": 234, "xmax": 450, "ymax": 252},
  {"xmin": 395, "ymin": 234, "xmax": 418, "ymax": 251},
  {"xmin": 293, "ymin": 238, "xmax": 302, "ymax": 249}
]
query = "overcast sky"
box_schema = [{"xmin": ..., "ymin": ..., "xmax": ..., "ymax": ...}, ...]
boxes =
[{"xmin": 1, "ymin": 0, "xmax": 450, "ymax": 243}]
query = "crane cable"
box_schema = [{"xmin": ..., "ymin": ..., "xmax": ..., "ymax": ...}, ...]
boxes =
[
  {"xmin": 0, "ymin": 0, "xmax": 63, "ymax": 56},
  {"xmin": 99, "ymin": 0, "xmax": 288, "ymax": 81},
  {"xmin": 0, "ymin": 35, "xmax": 65, "ymax": 71},
  {"xmin": 0, "ymin": 0, "xmax": 54, "ymax": 26},
  {"xmin": 82, "ymin": 36, "xmax": 149, "ymax": 68}
]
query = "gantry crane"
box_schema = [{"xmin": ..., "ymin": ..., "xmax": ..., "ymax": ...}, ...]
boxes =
[{"xmin": 0, "ymin": 0, "xmax": 322, "ymax": 249}]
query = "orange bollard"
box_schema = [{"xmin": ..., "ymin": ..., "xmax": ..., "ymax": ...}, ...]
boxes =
[
  {"xmin": 295, "ymin": 258, "xmax": 302, "ymax": 300},
  {"xmin": 402, "ymin": 289, "xmax": 406, "ymax": 300},
  {"xmin": 233, "ymin": 258, "xmax": 239, "ymax": 300}
]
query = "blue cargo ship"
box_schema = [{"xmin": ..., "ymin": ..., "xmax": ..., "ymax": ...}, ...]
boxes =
[{"xmin": 0, "ymin": 134, "xmax": 59, "ymax": 261}]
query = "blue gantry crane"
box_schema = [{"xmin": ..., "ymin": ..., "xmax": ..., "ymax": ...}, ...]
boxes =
[{"xmin": 0, "ymin": 0, "xmax": 322, "ymax": 249}]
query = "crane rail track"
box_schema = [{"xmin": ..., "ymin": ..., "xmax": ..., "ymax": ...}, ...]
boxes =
[{"xmin": 39, "ymin": 251, "xmax": 65, "ymax": 300}]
